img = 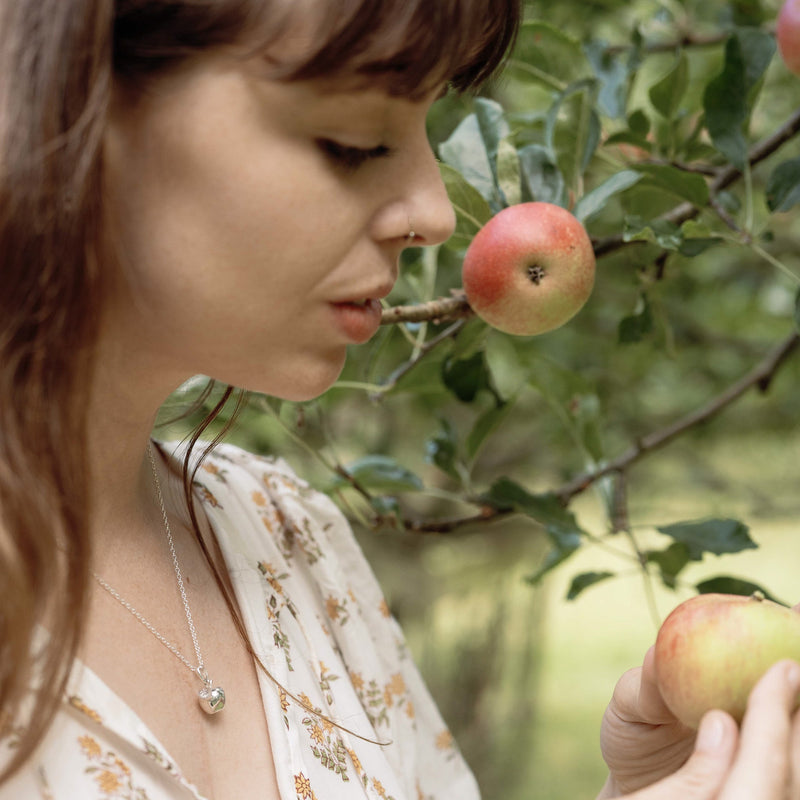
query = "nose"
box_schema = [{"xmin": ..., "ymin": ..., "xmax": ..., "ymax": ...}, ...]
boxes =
[
  {"xmin": 372, "ymin": 141, "xmax": 457, "ymax": 248},
  {"xmin": 406, "ymin": 146, "xmax": 457, "ymax": 246}
]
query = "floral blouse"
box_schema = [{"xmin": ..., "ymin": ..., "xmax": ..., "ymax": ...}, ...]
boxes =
[{"xmin": 1, "ymin": 442, "xmax": 480, "ymax": 800}]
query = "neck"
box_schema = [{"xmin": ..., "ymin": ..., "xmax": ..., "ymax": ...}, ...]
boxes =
[{"xmin": 86, "ymin": 326, "xmax": 192, "ymax": 574}]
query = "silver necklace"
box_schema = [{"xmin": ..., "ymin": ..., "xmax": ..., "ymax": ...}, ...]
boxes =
[{"xmin": 92, "ymin": 443, "xmax": 226, "ymax": 714}]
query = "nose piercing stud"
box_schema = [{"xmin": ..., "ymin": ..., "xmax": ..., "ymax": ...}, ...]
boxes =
[{"xmin": 405, "ymin": 217, "xmax": 416, "ymax": 241}]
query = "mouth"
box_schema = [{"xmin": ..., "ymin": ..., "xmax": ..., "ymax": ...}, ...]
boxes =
[{"xmin": 329, "ymin": 297, "xmax": 384, "ymax": 343}]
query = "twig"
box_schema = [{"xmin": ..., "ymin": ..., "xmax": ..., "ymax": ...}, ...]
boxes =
[
  {"xmin": 372, "ymin": 319, "xmax": 467, "ymax": 398},
  {"xmin": 593, "ymin": 107, "xmax": 800, "ymax": 258},
  {"xmin": 380, "ymin": 292, "xmax": 474, "ymax": 326},
  {"xmin": 603, "ymin": 30, "xmax": 734, "ymax": 57},
  {"xmin": 400, "ymin": 331, "xmax": 800, "ymax": 533},
  {"xmin": 556, "ymin": 331, "xmax": 800, "ymax": 502}
]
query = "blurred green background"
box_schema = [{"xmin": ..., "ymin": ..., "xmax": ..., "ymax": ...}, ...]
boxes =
[{"xmin": 160, "ymin": 0, "xmax": 800, "ymax": 797}]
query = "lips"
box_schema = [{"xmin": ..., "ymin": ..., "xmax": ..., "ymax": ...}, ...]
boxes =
[{"xmin": 329, "ymin": 297, "xmax": 384, "ymax": 343}]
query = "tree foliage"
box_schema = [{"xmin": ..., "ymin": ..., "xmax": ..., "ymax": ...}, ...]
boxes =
[{"xmin": 163, "ymin": 1, "xmax": 800, "ymax": 796}]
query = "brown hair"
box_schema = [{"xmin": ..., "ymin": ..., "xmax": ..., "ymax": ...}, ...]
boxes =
[{"xmin": 0, "ymin": 0, "xmax": 520, "ymax": 783}]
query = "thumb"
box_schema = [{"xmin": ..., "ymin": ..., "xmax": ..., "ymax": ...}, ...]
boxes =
[{"xmin": 622, "ymin": 711, "xmax": 738, "ymax": 800}]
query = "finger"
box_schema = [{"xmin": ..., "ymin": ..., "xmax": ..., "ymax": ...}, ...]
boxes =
[
  {"xmin": 718, "ymin": 659, "xmax": 800, "ymax": 800},
  {"xmin": 621, "ymin": 711, "xmax": 737, "ymax": 800},
  {"xmin": 789, "ymin": 703, "xmax": 800, "ymax": 800},
  {"xmin": 638, "ymin": 645, "xmax": 686, "ymax": 723}
]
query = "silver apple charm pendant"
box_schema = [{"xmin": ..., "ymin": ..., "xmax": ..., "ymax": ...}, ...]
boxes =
[
  {"xmin": 198, "ymin": 685, "xmax": 225, "ymax": 714},
  {"xmin": 197, "ymin": 669, "xmax": 225, "ymax": 714}
]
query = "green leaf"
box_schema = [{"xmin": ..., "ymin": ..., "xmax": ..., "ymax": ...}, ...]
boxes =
[
  {"xmin": 633, "ymin": 164, "xmax": 710, "ymax": 207},
  {"xmin": 496, "ymin": 137, "xmax": 522, "ymax": 207},
  {"xmin": 574, "ymin": 169, "xmax": 642, "ymax": 222},
  {"xmin": 546, "ymin": 79, "xmax": 602, "ymax": 191},
  {"xmin": 584, "ymin": 40, "xmax": 630, "ymax": 119},
  {"xmin": 702, "ymin": 30, "xmax": 774, "ymax": 168},
  {"xmin": 569, "ymin": 393, "xmax": 604, "ymax": 462},
  {"xmin": 518, "ymin": 144, "xmax": 566, "ymax": 205},
  {"xmin": 566, "ymin": 571, "xmax": 615, "ymax": 600},
  {"xmin": 646, "ymin": 542, "xmax": 692, "ymax": 589},
  {"xmin": 703, "ymin": 36, "xmax": 748, "ymax": 168},
  {"xmin": 526, "ymin": 351, "xmax": 594, "ymax": 407},
  {"xmin": 334, "ymin": 455, "xmax": 423, "ymax": 493},
  {"xmin": 485, "ymin": 478, "xmax": 586, "ymax": 547},
  {"xmin": 795, "ymin": 288, "xmax": 800, "ymax": 332},
  {"xmin": 649, "ymin": 52, "xmax": 689, "ymax": 120},
  {"xmin": 618, "ymin": 294, "xmax": 654, "ymax": 343},
  {"xmin": 695, "ymin": 576, "xmax": 786, "ymax": 605},
  {"xmin": 441, "ymin": 351, "xmax": 499, "ymax": 404},
  {"xmin": 511, "ymin": 20, "xmax": 591, "ymax": 90},
  {"xmin": 466, "ymin": 402, "xmax": 513, "ymax": 462},
  {"xmin": 525, "ymin": 546, "xmax": 577, "ymax": 586},
  {"xmin": 485, "ymin": 332, "xmax": 526, "ymax": 399},
  {"xmin": 656, "ymin": 518, "xmax": 757, "ymax": 560},
  {"xmin": 623, "ymin": 216, "xmax": 684, "ymax": 250},
  {"xmin": 439, "ymin": 163, "xmax": 493, "ymax": 243},
  {"xmin": 737, "ymin": 27, "xmax": 777, "ymax": 98},
  {"xmin": 766, "ymin": 156, "xmax": 800, "ymax": 212},
  {"xmin": 628, "ymin": 109, "xmax": 651, "ymax": 137},
  {"xmin": 475, "ymin": 97, "xmax": 511, "ymax": 190},
  {"xmin": 425, "ymin": 418, "xmax": 460, "ymax": 480}
]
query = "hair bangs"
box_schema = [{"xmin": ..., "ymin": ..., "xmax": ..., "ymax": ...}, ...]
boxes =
[
  {"xmin": 284, "ymin": 0, "xmax": 521, "ymax": 97},
  {"xmin": 113, "ymin": 1, "xmax": 520, "ymax": 96}
]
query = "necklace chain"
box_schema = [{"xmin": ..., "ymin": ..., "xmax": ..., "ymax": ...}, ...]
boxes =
[{"xmin": 92, "ymin": 442, "xmax": 225, "ymax": 713}]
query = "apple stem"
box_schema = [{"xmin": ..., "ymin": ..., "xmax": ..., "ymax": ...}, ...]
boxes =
[{"xmin": 527, "ymin": 264, "xmax": 546, "ymax": 285}]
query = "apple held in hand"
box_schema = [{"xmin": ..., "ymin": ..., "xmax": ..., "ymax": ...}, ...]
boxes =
[
  {"xmin": 778, "ymin": 0, "xmax": 800, "ymax": 75},
  {"xmin": 654, "ymin": 592, "xmax": 800, "ymax": 729},
  {"xmin": 461, "ymin": 202, "xmax": 595, "ymax": 336}
]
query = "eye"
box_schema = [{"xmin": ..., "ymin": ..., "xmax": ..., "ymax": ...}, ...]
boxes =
[{"xmin": 316, "ymin": 139, "xmax": 392, "ymax": 171}]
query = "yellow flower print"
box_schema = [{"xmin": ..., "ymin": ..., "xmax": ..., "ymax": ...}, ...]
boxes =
[
  {"xmin": 68, "ymin": 696, "xmax": 103, "ymax": 724},
  {"xmin": 349, "ymin": 670, "xmax": 364, "ymax": 691},
  {"xmin": 386, "ymin": 673, "xmax": 406, "ymax": 697},
  {"xmin": 280, "ymin": 690, "xmax": 290, "ymax": 713},
  {"xmin": 202, "ymin": 462, "xmax": 220, "ymax": 475},
  {"xmin": 325, "ymin": 595, "xmax": 341, "ymax": 621},
  {"xmin": 320, "ymin": 717, "xmax": 335, "ymax": 734},
  {"xmin": 309, "ymin": 723, "xmax": 325, "ymax": 745},
  {"xmin": 435, "ymin": 730, "xmax": 454, "ymax": 750},
  {"xmin": 196, "ymin": 485, "xmax": 221, "ymax": 508},
  {"xmin": 372, "ymin": 777, "xmax": 389, "ymax": 799},
  {"xmin": 405, "ymin": 700, "xmax": 416, "ymax": 720},
  {"xmin": 383, "ymin": 686, "xmax": 394, "ymax": 709},
  {"xmin": 114, "ymin": 757, "xmax": 131, "ymax": 776},
  {"xmin": 379, "ymin": 599, "xmax": 391, "ymax": 618},
  {"xmin": 251, "ymin": 490, "xmax": 267, "ymax": 507},
  {"xmin": 294, "ymin": 772, "xmax": 313, "ymax": 798},
  {"xmin": 95, "ymin": 769, "xmax": 122, "ymax": 794},
  {"xmin": 346, "ymin": 747, "xmax": 363, "ymax": 774},
  {"xmin": 78, "ymin": 734, "xmax": 102, "ymax": 759}
]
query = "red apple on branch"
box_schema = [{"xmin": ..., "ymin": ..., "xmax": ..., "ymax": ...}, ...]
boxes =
[
  {"xmin": 778, "ymin": 0, "xmax": 800, "ymax": 74},
  {"xmin": 654, "ymin": 593, "xmax": 800, "ymax": 729},
  {"xmin": 461, "ymin": 202, "xmax": 595, "ymax": 336}
]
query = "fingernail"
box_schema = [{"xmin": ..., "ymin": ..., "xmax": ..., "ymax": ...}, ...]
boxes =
[{"xmin": 696, "ymin": 712, "xmax": 726, "ymax": 751}]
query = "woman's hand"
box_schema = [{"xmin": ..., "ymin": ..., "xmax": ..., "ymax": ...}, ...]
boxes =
[{"xmin": 598, "ymin": 654, "xmax": 800, "ymax": 799}]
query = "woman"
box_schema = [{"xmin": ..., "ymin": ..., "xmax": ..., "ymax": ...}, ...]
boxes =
[{"xmin": 1, "ymin": 1, "xmax": 799, "ymax": 798}]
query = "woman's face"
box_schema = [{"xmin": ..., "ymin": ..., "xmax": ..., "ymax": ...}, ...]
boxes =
[{"xmin": 102, "ymin": 51, "xmax": 455, "ymax": 400}]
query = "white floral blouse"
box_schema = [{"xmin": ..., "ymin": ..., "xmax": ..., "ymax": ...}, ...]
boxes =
[{"xmin": 1, "ymin": 442, "xmax": 480, "ymax": 800}]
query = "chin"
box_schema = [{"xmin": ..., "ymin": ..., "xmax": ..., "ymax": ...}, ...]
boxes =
[{"xmin": 238, "ymin": 352, "xmax": 347, "ymax": 402}]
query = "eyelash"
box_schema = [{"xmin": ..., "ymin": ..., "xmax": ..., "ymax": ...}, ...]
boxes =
[{"xmin": 316, "ymin": 139, "xmax": 392, "ymax": 171}]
